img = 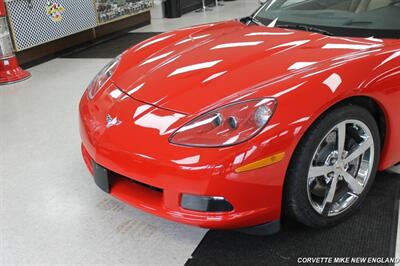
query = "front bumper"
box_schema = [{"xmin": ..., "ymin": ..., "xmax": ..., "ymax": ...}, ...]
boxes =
[{"xmin": 79, "ymin": 84, "xmax": 288, "ymax": 229}]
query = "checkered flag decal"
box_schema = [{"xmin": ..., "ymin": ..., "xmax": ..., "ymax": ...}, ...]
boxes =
[{"xmin": 6, "ymin": 0, "xmax": 97, "ymax": 51}]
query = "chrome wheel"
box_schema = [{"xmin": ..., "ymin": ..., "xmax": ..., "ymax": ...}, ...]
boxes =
[{"xmin": 307, "ymin": 119, "xmax": 375, "ymax": 217}]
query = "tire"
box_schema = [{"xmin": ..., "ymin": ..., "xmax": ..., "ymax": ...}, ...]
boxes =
[{"xmin": 283, "ymin": 105, "xmax": 381, "ymax": 228}]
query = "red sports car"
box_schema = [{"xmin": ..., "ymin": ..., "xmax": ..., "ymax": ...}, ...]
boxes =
[{"xmin": 80, "ymin": 0, "xmax": 400, "ymax": 234}]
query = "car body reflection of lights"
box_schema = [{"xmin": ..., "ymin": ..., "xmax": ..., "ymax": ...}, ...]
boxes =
[
  {"xmin": 175, "ymin": 34, "xmax": 210, "ymax": 45},
  {"xmin": 272, "ymin": 82, "xmax": 306, "ymax": 98},
  {"xmin": 322, "ymin": 43, "xmax": 382, "ymax": 50},
  {"xmin": 134, "ymin": 112, "xmax": 185, "ymax": 135},
  {"xmin": 140, "ymin": 51, "xmax": 174, "ymax": 66},
  {"xmin": 133, "ymin": 104, "xmax": 152, "ymax": 119},
  {"xmin": 79, "ymin": 13, "xmax": 400, "ymax": 231},
  {"xmin": 375, "ymin": 50, "xmax": 400, "ymax": 69},
  {"xmin": 168, "ymin": 60, "xmax": 223, "ymax": 77},
  {"xmin": 290, "ymin": 117, "xmax": 310, "ymax": 125},
  {"xmin": 245, "ymin": 31, "xmax": 294, "ymax": 36},
  {"xmin": 268, "ymin": 40, "xmax": 310, "ymax": 54},
  {"xmin": 323, "ymin": 73, "xmax": 342, "ymax": 93},
  {"xmin": 171, "ymin": 155, "xmax": 201, "ymax": 165},
  {"xmin": 203, "ymin": 71, "xmax": 227, "ymax": 83},
  {"xmin": 135, "ymin": 34, "xmax": 175, "ymax": 51},
  {"xmin": 288, "ymin": 62, "xmax": 317, "ymax": 70},
  {"xmin": 127, "ymin": 83, "xmax": 145, "ymax": 96},
  {"xmin": 211, "ymin": 41, "xmax": 264, "ymax": 50},
  {"xmin": 109, "ymin": 88, "xmax": 123, "ymax": 99}
]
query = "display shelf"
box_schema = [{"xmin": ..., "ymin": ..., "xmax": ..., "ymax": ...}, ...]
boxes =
[
  {"xmin": 5, "ymin": 0, "xmax": 151, "ymax": 65},
  {"xmin": 95, "ymin": 0, "xmax": 153, "ymax": 25}
]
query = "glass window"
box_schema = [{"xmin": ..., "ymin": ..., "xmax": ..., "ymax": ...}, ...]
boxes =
[{"xmin": 254, "ymin": 0, "xmax": 400, "ymax": 38}]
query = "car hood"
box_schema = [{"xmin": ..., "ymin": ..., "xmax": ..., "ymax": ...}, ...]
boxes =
[{"xmin": 114, "ymin": 20, "xmax": 385, "ymax": 114}]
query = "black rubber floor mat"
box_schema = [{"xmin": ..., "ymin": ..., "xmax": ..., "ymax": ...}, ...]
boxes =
[
  {"xmin": 63, "ymin": 32, "xmax": 161, "ymax": 58},
  {"xmin": 186, "ymin": 173, "xmax": 400, "ymax": 266}
]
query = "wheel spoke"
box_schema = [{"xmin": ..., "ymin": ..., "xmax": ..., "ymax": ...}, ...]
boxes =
[
  {"xmin": 307, "ymin": 118, "xmax": 374, "ymax": 217},
  {"xmin": 337, "ymin": 122, "xmax": 346, "ymax": 160},
  {"xmin": 308, "ymin": 165, "xmax": 335, "ymax": 178},
  {"xmin": 341, "ymin": 171, "xmax": 363, "ymax": 195},
  {"xmin": 343, "ymin": 137, "xmax": 373, "ymax": 164},
  {"xmin": 321, "ymin": 176, "xmax": 338, "ymax": 215}
]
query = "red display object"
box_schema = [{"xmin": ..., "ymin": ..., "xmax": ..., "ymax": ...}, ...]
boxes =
[
  {"xmin": 0, "ymin": 0, "xmax": 29, "ymax": 84},
  {"xmin": 0, "ymin": 56, "xmax": 30, "ymax": 84}
]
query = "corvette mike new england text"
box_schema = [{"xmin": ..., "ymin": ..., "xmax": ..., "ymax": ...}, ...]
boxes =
[{"xmin": 297, "ymin": 257, "xmax": 400, "ymax": 264}]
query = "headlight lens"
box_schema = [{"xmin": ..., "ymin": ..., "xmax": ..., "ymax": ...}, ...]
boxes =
[
  {"xmin": 169, "ymin": 98, "xmax": 277, "ymax": 147},
  {"xmin": 87, "ymin": 56, "xmax": 121, "ymax": 100}
]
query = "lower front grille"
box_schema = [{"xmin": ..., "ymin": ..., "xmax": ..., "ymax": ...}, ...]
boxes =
[
  {"xmin": 92, "ymin": 160, "xmax": 163, "ymax": 196},
  {"xmin": 111, "ymin": 172, "xmax": 163, "ymax": 194}
]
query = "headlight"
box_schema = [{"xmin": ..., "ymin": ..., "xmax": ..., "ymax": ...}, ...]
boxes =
[
  {"xmin": 169, "ymin": 98, "xmax": 277, "ymax": 147},
  {"xmin": 87, "ymin": 56, "xmax": 121, "ymax": 100}
]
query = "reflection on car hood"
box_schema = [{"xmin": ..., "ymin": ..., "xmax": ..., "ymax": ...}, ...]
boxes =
[{"xmin": 114, "ymin": 20, "xmax": 386, "ymax": 114}]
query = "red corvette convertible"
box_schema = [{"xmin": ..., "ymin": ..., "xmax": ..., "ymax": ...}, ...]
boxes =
[{"xmin": 80, "ymin": 0, "xmax": 400, "ymax": 234}]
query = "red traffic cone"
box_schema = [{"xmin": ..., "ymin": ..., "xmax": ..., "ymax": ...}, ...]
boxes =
[{"xmin": 0, "ymin": 0, "xmax": 29, "ymax": 84}]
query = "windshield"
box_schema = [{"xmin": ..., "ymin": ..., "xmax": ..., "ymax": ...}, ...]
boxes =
[{"xmin": 254, "ymin": 0, "xmax": 400, "ymax": 38}]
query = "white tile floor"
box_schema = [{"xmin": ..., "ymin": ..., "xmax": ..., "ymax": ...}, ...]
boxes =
[
  {"xmin": 0, "ymin": 59, "xmax": 207, "ymax": 265},
  {"xmin": 1, "ymin": 2, "xmax": 262, "ymax": 263}
]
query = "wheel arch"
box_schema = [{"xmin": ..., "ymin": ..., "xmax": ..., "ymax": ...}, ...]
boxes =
[
  {"xmin": 285, "ymin": 95, "xmax": 388, "ymax": 177},
  {"xmin": 326, "ymin": 96, "xmax": 387, "ymax": 151}
]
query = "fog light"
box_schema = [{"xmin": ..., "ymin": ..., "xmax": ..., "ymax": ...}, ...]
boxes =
[{"xmin": 181, "ymin": 194, "xmax": 234, "ymax": 212}]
